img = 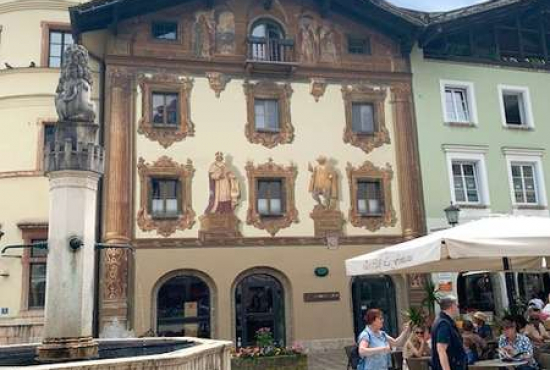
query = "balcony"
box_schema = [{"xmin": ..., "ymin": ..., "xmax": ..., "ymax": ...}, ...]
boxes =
[{"xmin": 245, "ymin": 37, "xmax": 297, "ymax": 75}]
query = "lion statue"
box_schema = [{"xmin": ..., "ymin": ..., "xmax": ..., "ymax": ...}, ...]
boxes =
[{"xmin": 55, "ymin": 44, "xmax": 96, "ymax": 122}]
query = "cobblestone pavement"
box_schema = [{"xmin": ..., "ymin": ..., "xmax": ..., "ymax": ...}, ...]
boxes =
[{"xmin": 308, "ymin": 350, "xmax": 348, "ymax": 370}]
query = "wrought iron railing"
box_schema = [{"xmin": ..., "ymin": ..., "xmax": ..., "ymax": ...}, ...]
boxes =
[{"xmin": 247, "ymin": 37, "xmax": 294, "ymax": 63}]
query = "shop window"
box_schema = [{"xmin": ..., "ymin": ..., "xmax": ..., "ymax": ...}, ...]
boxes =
[
  {"xmin": 457, "ymin": 272, "xmax": 495, "ymax": 312},
  {"xmin": 157, "ymin": 275, "xmax": 210, "ymax": 338}
]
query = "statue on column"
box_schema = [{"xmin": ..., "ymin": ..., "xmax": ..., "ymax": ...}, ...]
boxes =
[
  {"xmin": 200, "ymin": 152, "xmax": 241, "ymax": 240},
  {"xmin": 205, "ymin": 152, "xmax": 240, "ymax": 214},
  {"xmin": 308, "ymin": 156, "xmax": 344, "ymax": 238},
  {"xmin": 55, "ymin": 44, "xmax": 96, "ymax": 123}
]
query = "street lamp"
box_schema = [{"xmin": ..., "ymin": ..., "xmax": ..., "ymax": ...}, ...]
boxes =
[{"xmin": 444, "ymin": 203, "xmax": 461, "ymax": 227}]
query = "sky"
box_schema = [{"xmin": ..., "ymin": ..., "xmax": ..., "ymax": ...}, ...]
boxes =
[{"xmin": 387, "ymin": 0, "xmax": 488, "ymax": 11}]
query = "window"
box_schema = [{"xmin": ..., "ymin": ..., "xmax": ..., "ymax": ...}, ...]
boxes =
[
  {"xmin": 498, "ymin": 85, "xmax": 533, "ymax": 128},
  {"xmin": 48, "ymin": 30, "xmax": 73, "ymax": 67},
  {"xmin": 249, "ymin": 19, "xmax": 288, "ymax": 62},
  {"xmin": 28, "ymin": 238, "xmax": 47, "ymax": 309},
  {"xmin": 346, "ymin": 161, "xmax": 396, "ymax": 231},
  {"xmin": 440, "ymin": 80, "xmax": 477, "ymax": 125},
  {"xmin": 244, "ymin": 81, "xmax": 294, "ymax": 148},
  {"xmin": 245, "ymin": 160, "xmax": 298, "ymax": 236},
  {"xmin": 257, "ymin": 179, "xmax": 284, "ymax": 216},
  {"xmin": 357, "ymin": 180, "xmax": 383, "ymax": 216},
  {"xmin": 152, "ymin": 92, "xmax": 179, "ymax": 126},
  {"xmin": 352, "ymin": 103, "xmax": 375, "ymax": 134},
  {"xmin": 150, "ymin": 178, "xmax": 181, "ymax": 218},
  {"xmin": 138, "ymin": 157, "xmax": 196, "ymax": 237},
  {"xmin": 152, "ymin": 21, "xmax": 178, "ymax": 41},
  {"xmin": 18, "ymin": 223, "xmax": 48, "ymax": 312},
  {"xmin": 451, "ymin": 162, "xmax": 480, "ymax": 204},
  {"xmin": 254, "ymin": 99, "xmax": 280, "ymax": 132},
  {"xmin": 137, "ymin": 74, "xmax": 194, "ymax": 148},
  {"xmin": 444, "ymin": 145, "xmax": 490, "ymax": 208},
  {"xmin": 511, "ymin": 163, "xmax": 538, "ymax": 205},
  {"xmin": 342, "ymin": 85, "xmax": 389, "ymax": 154},
  {"xmin": 503, "ymin": 149, "xmax": 547, "ymax": 210},
  {"xmin": 347, "ymin": 36, "xmax": 370, "ymax": 55}
]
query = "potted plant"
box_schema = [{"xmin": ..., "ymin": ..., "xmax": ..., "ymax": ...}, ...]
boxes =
[
  {"xmin": 403, "ymin": 306, "xmax": 426, "ymax": 329},
  {"xmin": 422, "ymin": 279, "xmax": 440, "ymax": 321},
  {"xmin": 231, "ymin": 328, "xmax": 307, "ymax": 370}
]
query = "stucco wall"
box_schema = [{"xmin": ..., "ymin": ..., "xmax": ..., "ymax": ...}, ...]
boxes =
[
  {"xmin": 134, "ymin": 77, "xmax": 403, "ymax": 238},
  {"xmin": 411, "ymin": 47, "xmax": 550, "ymax": 231}
]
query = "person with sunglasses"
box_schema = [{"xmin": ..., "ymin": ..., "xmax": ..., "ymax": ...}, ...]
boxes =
[{"xmin": 404, "ymin": 326, "xmax": 431, "ymax": 359}]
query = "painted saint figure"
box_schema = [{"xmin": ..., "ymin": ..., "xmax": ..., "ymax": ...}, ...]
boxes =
[
  {"xmin": 308, "ymin": 156, "xmax": 338, "ymax": 210},
  {"xmin": 205, "ymin": 152, "xmax": 240, "ymax": 214}
]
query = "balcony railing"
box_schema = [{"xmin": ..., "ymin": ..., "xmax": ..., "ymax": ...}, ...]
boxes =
[{"xmin": 247, "ymin": 37, "xmax": 295, "ymax": 63}]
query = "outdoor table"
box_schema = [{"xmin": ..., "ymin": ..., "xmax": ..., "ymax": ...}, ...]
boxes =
[
  {"xmin": 406, "ymin": 356, "xmax": 430, "ymax": 370},
  {"xmin": 469, "ymin": 359, "xmax": 528, "ymax": 369}
]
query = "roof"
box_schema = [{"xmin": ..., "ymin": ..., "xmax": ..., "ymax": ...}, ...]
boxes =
[{"xmin": 70, "ymin": 0, "xmax": 425, "ymax": 39}]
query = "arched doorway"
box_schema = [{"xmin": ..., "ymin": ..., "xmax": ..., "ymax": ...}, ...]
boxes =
[
  {"xmin": 352, "ymin": 276, "xmax": 398, "ymax": 338},
  {"xmin": 235, "ymin": 274, "xmax": 285, "ymax": 347},
  {"xmin": 156, "ymin": 275, "xmax": 211, "ymax": 338}
]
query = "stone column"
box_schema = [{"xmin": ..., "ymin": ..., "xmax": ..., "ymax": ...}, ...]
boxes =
[
  {"xmin": 38, "ymin": 171, "xmax": 100, "ymax": 361},
  {"xmin": 391, "ymin": 83, "xmax": 425, "ymax": 239},
  {"xmin": 99, "ymin": 68, "xmax": 133, "ymax": 332}
]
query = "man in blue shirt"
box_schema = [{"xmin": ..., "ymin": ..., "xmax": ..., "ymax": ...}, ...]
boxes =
[{"xmin": 431, "ymin": 295, "xmax": 466, "ymax": 370}]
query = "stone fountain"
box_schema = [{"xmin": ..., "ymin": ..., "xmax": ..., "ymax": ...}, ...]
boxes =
[{"xmin": 0, "ymin": 44, "xmax": 231, "ymax": 369}]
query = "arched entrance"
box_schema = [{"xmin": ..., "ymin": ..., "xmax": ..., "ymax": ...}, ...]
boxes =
[
  {"xmin": 352, "ymin": 276, "xmax": 398, "ymax": 337},
  {"xmin": 156, "ymin": 275, "xmax": 211, "ymax": 338},
  {"xmin": 235, "ymin": 273, "xmax": 285, "ymax": 347}
]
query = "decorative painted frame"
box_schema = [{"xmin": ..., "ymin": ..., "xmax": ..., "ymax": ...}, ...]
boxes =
[
  {"xmin": 137, "ymin": 156, "xmax": 196, "ymax": 237},
  {"xmin": 245, "ymin": 159, "xmax": 299, "ymax": 236},
  {"xmin": 137, "ymin": 74, "xmax": 195, "ymax": 148},
  {"xmin": 346, "ymin": 161, "xmax": 397, "ymax": 231},
  {"xmin": 244, "ymin": 81, "xmax": 294, "ymax": 148},
  {"xmin": 342, "ymin": 84, "xmax": 390, "ymax": 154}
]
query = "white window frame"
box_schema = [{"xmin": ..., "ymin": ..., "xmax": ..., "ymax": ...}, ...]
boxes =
[
  {"xmin": 440, "ymin": 80, "xmax": 478, "ymax": 126},
  {"xmin": 503, "ymin": 148, "xmax": 547, "ymax": 208},
  {"xmin": 443, "ymin": 145, "xmax": 491, "ymax": 207},
  {"xmin": 497, "ymin": 85, "xmax": 534, "ymax": 129},
  {"xmin": 450, "ymin": 161, "xmax": 482, "ymax": 205}
]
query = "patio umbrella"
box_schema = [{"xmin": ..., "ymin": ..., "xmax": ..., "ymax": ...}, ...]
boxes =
[{"xmin": 345, "ymin": 215, "xmax": 550, "ymax": 276}]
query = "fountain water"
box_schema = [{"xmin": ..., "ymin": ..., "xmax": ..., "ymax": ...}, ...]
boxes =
[{"xmin": 0, "ymin": 44, "xmax": 231, "ymax": 369}]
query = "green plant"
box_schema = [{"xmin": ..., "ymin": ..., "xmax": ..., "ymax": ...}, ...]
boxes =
[
  {"xmin": 255, "ymin": 327, "xmax": 274, "ymax": 348},
  {"xmin": 421, "ymin": 279, "xmax": 439, "ymax": 317},
  {"xmin": 402, "ymin": 307, "xmax": 426, "ymax": 328}
]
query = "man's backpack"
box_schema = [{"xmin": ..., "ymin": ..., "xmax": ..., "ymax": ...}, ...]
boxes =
[{"xmin": 345, "ymin": 345, "xmax": 361, "ymax": 370}]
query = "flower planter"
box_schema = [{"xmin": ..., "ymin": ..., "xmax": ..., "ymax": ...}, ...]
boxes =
[{"xmin": 231, "ymin": 354, "xmax": 308, "ymax": 370}]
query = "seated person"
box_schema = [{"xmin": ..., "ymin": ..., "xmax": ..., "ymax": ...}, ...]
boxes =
[
  {"xmin": 404, "ymin": 326, "xmax": 431, "ymax": 359},
  {"xmin": 498, "ymin": 316, "xmax": 537, "ymax": 370},
  {"xmin": 525, "ymin": 304, "xmax": 550, "ymax": 347},
  {"xmin": 473, "ymin": 311, "xmax": 493, "ymax": 340},
  {"xmin": 462, "ymin": 320, "xmax": 487, "ymax": 364}
]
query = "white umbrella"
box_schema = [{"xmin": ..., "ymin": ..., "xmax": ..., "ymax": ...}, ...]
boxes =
[{"xmin": 345, "ymin": 215, "xmax": 550, "ymax": 276}]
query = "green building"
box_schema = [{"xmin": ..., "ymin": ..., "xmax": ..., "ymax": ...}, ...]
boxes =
[{"xmin": 411, "ymin": 0, "xmax": 550, "ymax": 314}]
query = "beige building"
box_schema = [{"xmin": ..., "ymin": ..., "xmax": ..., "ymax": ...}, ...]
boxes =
[
  {"xmin": 71, "ymin": 0, "xmax": 425, "ymax": 350},
  {"xmin": 0, "ymin": 0, "xmax": 93, "ymax": 344},
  {"xmin": 0, "ymin": 0, "xmax": 427, "ymax": 350}
]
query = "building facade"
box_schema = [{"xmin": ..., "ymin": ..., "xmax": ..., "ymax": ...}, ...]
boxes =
[
  {"xmin": 411, "ymin": 0, "xmax": 550, "ymax": 315},
  {"xmin": 71, "ymin": 0, "xmax": 425, "ymax": 349},
  {"xmin": 0, "ymin": 0, "xmax": 95, "ymax": 344}
]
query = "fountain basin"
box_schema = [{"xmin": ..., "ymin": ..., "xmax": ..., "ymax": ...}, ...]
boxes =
[{"xmin": 0, "ymin": 337, "xmax": 231, "ymax": 369}]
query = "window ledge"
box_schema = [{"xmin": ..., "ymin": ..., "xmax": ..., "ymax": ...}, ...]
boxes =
[
  {"xmin": 151, "ymin": 215, "xmax": 182, "ymax": 220},
  {"xmin": 513, "ymin": 205, "xmax": 547, "ymax": 210},
  {"xmin": 503, "ymin": 124, "xmax": 533, "ymax": 131},
  {"xmin": 151, "ymin": 124, "xmax": 180, "ymax": 129},
  {"xmin": 456, "ymin": 204, "xmax": 489, "ymax": 209},
  {"xmin": 445, "ymin": 121, "xmax": 476, "ymax": 128},
  {"xmin": 17, "ymin": 309, "xmax": 45, "ymax": 319}
]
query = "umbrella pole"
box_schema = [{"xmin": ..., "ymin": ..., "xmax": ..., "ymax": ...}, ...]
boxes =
[{"xmin": 502, "ymin": 257, "xmax": 517, "ymax": 311}]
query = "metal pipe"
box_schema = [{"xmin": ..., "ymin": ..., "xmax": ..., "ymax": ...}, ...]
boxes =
[
  {"xmin": 1, "ymin": 242, "xmax": 48, "ymax": 255},
  {"xmin": 95, "ymin": 243, "xmax": 134, "ymax": 252}
]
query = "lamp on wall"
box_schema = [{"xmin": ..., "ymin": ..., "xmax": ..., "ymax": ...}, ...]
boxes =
[{"xmin": 444, "ymin": 202, "xmax": 461, "ymax": 227}]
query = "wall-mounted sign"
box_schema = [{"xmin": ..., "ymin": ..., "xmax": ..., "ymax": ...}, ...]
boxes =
[{"xmin": 304, "ymin": 292, "xmax": 340, "ymax": 302}]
